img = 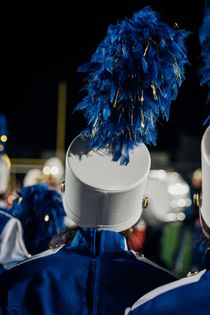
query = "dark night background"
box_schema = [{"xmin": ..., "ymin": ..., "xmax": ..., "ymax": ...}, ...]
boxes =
[{"xmin": 1, "ymin": 0, "xmax": 208, "ymax": 174}]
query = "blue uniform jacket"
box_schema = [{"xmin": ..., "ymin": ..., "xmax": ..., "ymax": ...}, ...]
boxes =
[
  {"xmin": 0, "ymin": 228, "xmax": 176, "ymax": 315},
  {"xmin": 125, "ymin": 248, "xmax": 210, "ymax": 315}
]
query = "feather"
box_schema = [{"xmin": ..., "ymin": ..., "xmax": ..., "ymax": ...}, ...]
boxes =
[
  {"xmin": 199, "ymin": 1, "xmax": 210, "ymax": 124},
  {"xmin": 11, "ymin": 183, "xmax": 66, "ymax": 255},
  {"xmin": 75, "ymin": 6, "xmax": 189, "ymax": 164}
]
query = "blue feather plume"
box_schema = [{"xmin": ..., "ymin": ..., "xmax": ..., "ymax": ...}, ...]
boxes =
[
  {"xmin": 75, "ymin": 6, "xmax": 189, "ymax": 164},
  {"xmin": 0, "ymin": 114, "xmax": 8, "ymax": 155},
  {"xmin": 199, "ymin": 1, "xmax": 210, "ymax": 124},
  {"xmin": 11, "ymin": 183, "xmax": 66, "ymax": 255}
]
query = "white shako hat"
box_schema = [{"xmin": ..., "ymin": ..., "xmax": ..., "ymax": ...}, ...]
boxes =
[
  {"xmin": 200, "ymin": 126, "xmax": 210, "ymax": 234},
  {"xmin": 63, "ymin": 135, "xmax": 151, "ymax": 232},
  {"xmin": 23, "ymin": 169, "xmax": 43, "ymax": 187},
  {"xmin": 43, "ymin": 157, "xmax": 64, "ymax": 184}
]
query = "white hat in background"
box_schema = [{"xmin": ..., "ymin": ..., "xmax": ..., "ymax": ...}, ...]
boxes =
[
  {"xmin": 0, "ymin": 154, "xmax": 11, "ymax": 195},
  {"xmin": 200, "ymin": 126, "xmax": 210, "ymax": 235},
  {"xmin": 43, "ymin": 157, "xmax": 64, "ymax": 184},
  {"xmin": 63, "ymin": 135, "xmax": 150, "ymax": 232},
  {"xmin": 23, "ymin": 169, "xmax": 43, "ymax": 187}
]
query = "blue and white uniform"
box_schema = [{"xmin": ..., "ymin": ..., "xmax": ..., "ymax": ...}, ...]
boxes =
[
  {"xmin": 125, "ymin": 264, "xmax": 210, "ymax": 315},
  {"xmin": 0, "ymin": 228, "xmax": 177, "ymax": 315},
  {"xmin": 0, "ymin": 209, "xmax": 28, "ymax": 272}
]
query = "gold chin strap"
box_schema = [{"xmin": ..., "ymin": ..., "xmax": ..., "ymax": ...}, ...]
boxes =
[
  {"xmin": 142, "ymin": 196, "xmax": 149, "ymax": 209},
  {"xmin": 60, "ymin": 181, "xmax": 65, "ymax": 193},
  {"xmin": 193, "ymin": 193, "xmax": 202, "ymax": 207}
]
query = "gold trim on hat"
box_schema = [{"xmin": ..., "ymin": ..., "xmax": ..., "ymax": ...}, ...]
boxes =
[
  {"xmin": 193, "ymin": 193, "xmax": 202, "ymax": 207},
  {"xmin": 142, "ymin": 196, "xmax": 149, "ymax": 209},
  {"xmin": 61, "ymin": 181, "xmax": 65, "ymax": 193}
]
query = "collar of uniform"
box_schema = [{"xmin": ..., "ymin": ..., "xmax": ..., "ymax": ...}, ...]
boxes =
[{"xmin": 69, "ymin": 228, "xmax": 127, "ymax": 256}]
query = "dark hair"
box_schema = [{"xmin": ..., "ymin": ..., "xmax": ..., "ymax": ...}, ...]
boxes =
[
  {"xmin": 49, "ymin": 227, "xmax": 79, "ymax": 249},
  {"xmin": 49, "ymin": 224, "xmax": 142, "ymax": 252}
]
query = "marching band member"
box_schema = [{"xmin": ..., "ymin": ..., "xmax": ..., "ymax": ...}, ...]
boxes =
[
  {"xmin": 125, "ymin": 126, "xmax": 210, "ymax": 315},
  {"xmin": 0, "ymin": 6, "xmax": 188, "ymax": 314},
  {"xmin": 0, "ymin": 114, "xmax": 29, "ymax": 272}
]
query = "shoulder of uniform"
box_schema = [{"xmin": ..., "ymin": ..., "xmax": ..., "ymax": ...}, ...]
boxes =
[
  {"xmin": 0, "ymin": 209, "xmax": 12, "ymax": 218},
  {"xmin": 130, "ymin": 250, "xmax": 175, "ymax": 276},
  {"xmin": 10, "ymin": 245, "xmax": 64, "ymax": 269},
  {"xmin": 126, "ymin": 269, "xmax": 207, "ymax": 313},
  {"xmin": 187, "ymin": 270, "xmax": 200, "ymax": 277}
]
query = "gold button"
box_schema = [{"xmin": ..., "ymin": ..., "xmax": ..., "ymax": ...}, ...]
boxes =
[
  {"xmin": 193, "ymin": 193, "xmax": 202, "ymax": 207},
  {"xmin": 142, "ymin": 197, "xmax": 149, "ymax": 209},
  {"xmin": 61, "ymin": 181, "xmax": 65, "ymax": 193},
  {"xmin": 187, "ymin": 271, "xmax": 199, "ymax": 277}
]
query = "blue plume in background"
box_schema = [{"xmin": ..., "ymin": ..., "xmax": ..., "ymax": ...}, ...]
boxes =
[
  {"xmin": 0, "ymin": 114, "xmax": 8, "ymax": 155},
  {"xmin": 199, "ymin": 1, "xmax": 210, "ymax": 124},
  {"xmin": 75, "ymin": 6, "xmax": 189, "ymax": 164},
  {"xmin": 11, "ymin": 183, "xmax": 66, "ymax": 255}
]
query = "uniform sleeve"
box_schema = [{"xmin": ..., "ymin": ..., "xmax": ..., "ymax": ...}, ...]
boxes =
[
  {"xmin": 124, "ymin": 269, "xmax": 208, "ymax": 315},
  {"xmin": 0, "ymin": 217, "xmax": 29, "ymax": 269}
]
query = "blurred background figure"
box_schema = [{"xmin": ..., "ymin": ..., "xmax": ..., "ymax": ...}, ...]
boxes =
[
  {"xmin": 0, "ymin": 209, "xmax": 29, "ymax": 274},
  {"xmin": 10, "ymin": 183, "xmax": 67, "ymax": 255},
  {"xmin": 141, "ymin": 170, "xmax": 170, "ymax": 267},
  {"xmin": 23, "ymin": 168, "xmax": 43, "ymax": 187},
  {"xmin": 172, "ymin": 168, "xmax": 204, "ymax": 273},
  {"xmin": 0, "ymin": 113, "xmax": 11, "ymax": 209},
  {"xmin": 188, "ymin": 169, "xmax": 205, "ymax": 271},
  {"xmin": 0, "ymin": 114, "xmax": 28, "ymax": 273},
  {"xmin": 0, "ymin": 154, "xmax": 11, "ymax": 209},
  {"xmin": 42, "ymin": 157, "xmax": 64, "ymax": 190},
  {"xmin": 139, "ymin": 170, "xmax": 190, "ymax": 270},
  {"xmin": 0, "ymin": 114, "xmax": 8, "ymax": 156}
]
